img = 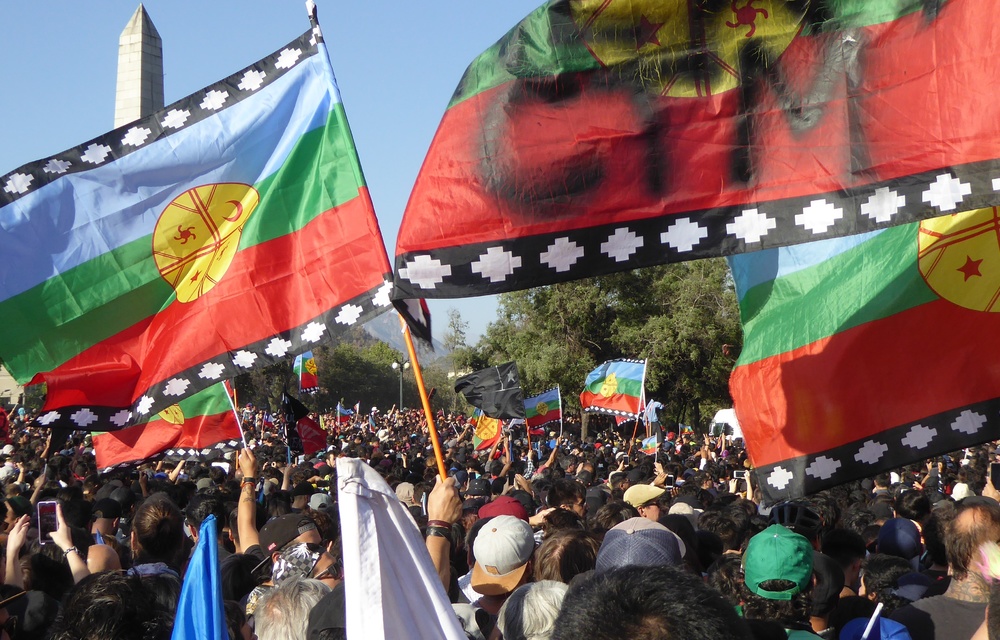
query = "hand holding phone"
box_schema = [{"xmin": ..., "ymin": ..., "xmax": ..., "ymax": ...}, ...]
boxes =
[{"xmin": 37, "ymin": 501, "xmax": 57, "ymax": 545}]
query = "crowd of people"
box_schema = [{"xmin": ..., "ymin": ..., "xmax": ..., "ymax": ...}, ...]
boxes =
[{"xmin": 0, "ymin": 403, "xmax": 999, "ymax": 639}]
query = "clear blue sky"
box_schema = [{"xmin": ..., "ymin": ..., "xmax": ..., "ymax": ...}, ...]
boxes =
[{"xmin": 0, "ymin": 1, "xmax": 541, "ymax": 342}]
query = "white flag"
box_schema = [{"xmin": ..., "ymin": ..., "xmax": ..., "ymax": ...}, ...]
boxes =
[{"xmin": 337, "ymin": 458, "xmax": 466, "ymax": 639}]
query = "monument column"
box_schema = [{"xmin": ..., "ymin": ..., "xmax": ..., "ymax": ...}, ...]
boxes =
[{"xmin": 114, "ymin": 4, "xmax": 163, "ymax": 128}]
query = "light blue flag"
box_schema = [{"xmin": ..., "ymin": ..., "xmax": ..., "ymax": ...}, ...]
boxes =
[{"xmin": 171, "ymin": 514, "xmax": 225, "ymax": 640}]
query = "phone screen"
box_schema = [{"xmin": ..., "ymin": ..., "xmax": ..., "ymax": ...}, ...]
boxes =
[
  {"xmin": 734, "ymin": 470, "xmax": 747, "ymax": 479},
  {"xmin": 665, "ymin": 475, "xmax": 675, "ymax": 488},
  {"xmin": 37, "ymin": 501, "xmax": 57, "ymax": 544}
]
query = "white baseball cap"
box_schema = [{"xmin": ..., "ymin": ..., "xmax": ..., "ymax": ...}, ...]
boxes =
[{"xmin": 471, "ymin": 515, "xmax": 534, "ymax": 596}]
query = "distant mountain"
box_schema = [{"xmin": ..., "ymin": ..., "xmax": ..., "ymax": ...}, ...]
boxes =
[{"xmin": 362, "ymin": 311, "xmax": 449, "ymax": 363}]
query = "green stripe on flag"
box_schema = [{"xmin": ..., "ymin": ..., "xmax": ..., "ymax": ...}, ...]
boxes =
[
  {"xmin": 736, "ymin": 222, "xmax": 937, "ymax": 366},
  {"xmin": 0, "ymin": 106, "xmax": 364, "ymax": 380},
  {"xmin": 583, "ymin": 377, "xmax": 643, "ymax": 398}
]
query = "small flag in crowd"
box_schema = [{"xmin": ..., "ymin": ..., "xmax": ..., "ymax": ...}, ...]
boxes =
[
  {"xmin": 171, "ymin": 514, "xmax": 225, "ymax": 640},
  {"xmin": 729, "ymin": 208, "xmax": 1000, "ymax": 503},
  {"xmin": 454, "ymin": 362, "xmax": 526, "ymax": 419},
  {"xmin": 282, "ymin": 392, "xmax": 325, "ymax": 457},
  {"xmin": 337, "ymin": 402, "xmax": 354, "ymax": 424},
  {"xmin": 293, "ymin": 351, "xmax": 319, "ymax": 394},
  {"xmin": 524, "ymin": 388, "xmax": 562, "ymax": 430},
  {"xmin": 640, "ymin": 435, "xmax": 658, "ymax": 456},
  {"xmin": 580, "ymin": 359, "xmax": 646, "ymax": 417},
  {"xmin": 470, "ymin": 408, "xmax": 502, "ymax": 451}
]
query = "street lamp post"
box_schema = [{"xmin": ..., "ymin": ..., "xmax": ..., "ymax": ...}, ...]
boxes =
[{"xmin": 392, "ymin": 361, "xmax": 410, "ymax": 408}]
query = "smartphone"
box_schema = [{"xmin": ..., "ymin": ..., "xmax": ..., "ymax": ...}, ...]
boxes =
[
  {"xmin": 664, "ymin": 475, "xmax": 675, "ymax": 489},
  {"xmin": 991, "ymin": 463, "xmax": 1000, "ymax": 489},
  {"xmin": 734, "ymin": 470, "xmax": 748, "ymax": 479},
  {"xmin": 37, "ymin": 501, "xmax": 58, "ymax": 545}
]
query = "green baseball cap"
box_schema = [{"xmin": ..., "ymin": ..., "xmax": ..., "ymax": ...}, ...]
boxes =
[{"xmin": 743, "ymin": 524, "xmax": 813, "ymax": 601}]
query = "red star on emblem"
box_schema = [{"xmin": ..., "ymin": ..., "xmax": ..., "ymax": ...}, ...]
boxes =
[
  {"xmin": 957, "ymin": 256, "xmax": 983, "ymax": 281},
  {"xmin": 636, "ymin": 15, "xmax": 663, "ymax": 50},
  {"xmin": 189, "ymin": 270, "xmax": 201, "ymax": 283}
]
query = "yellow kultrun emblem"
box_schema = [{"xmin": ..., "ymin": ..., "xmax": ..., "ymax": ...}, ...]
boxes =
[
  {"xmin": 918, "ymin": 208, "xmax": 1000, "ymax": 312},
  {"xmin": 535, "ymin": 401, "xmax": 550, "ymax": 417},
  {"xmin": 599, "ymin": 373, "xmax": 619, "ymax": 398},
  {"xmin": 158, "ymin": 404, "xmax": 185, "ymax": 425},
  {"xmin": 475, "ymin": 415, "xmax": 501, "ymax": 442},
  {"xmin": 570, "ymin": 0, "xmax": 804, "ymax": 97},
  {"xmin": 153, "ymin": 183, "xmax": 259, "ymax": 303},
  {"xmin": 305, "ymin": 359, "xmax": 319, "ymax": 375}
]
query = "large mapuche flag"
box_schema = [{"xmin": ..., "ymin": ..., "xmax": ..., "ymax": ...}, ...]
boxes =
[
  {"xmin": 0, "ymin": 14, "xmax": 395, "ymax": 431},
  {"xmin": 393, "ymin": 0, "xmax": 1000, "ymax": 300},
  {"xmin": 580, "ymin": 360, "xmax": 645, "ymax": 417},
  {"xmin": 92, "ymin": 383, "xmax": 242, "ymax": 470},
  {"xmin": 731, "ymin": 207, "xmax": 1000, "ymax": 503}
]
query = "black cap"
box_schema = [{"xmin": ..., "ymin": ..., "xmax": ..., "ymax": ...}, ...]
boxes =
[
  {"xmin": 259, "ymin": 514, "xmax": 318, "ymax": 554},
  {"xmin": 292, "ymin": 482, "xmax": 315, "ymax": 498},
  {"xmin": 466, "ymin": 477, "xmax": 490, "ymax": 497},
  {"xmin": 92, "ymin": 498, "xmax": 122, "ymax": 520}
]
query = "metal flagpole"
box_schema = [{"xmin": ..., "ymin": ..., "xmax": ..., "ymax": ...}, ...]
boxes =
[{"xmin": 557, "ymin": 385, "xmax": 564, "ymax": 439}]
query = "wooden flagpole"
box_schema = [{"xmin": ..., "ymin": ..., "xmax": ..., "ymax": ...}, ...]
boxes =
[{"xmin": 398, "ymin": 314, "xmax": 448, "ymax": 481}]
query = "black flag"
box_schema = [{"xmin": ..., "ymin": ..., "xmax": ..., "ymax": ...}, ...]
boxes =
[{"xmin": 454, "ymin": 362, "xmax": 526, "ymax": 419}]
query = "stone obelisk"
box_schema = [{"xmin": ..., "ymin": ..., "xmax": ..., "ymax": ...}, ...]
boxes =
[{"xmin": 114, "ymin": 4, "xmax": 164, "ymax": 128}]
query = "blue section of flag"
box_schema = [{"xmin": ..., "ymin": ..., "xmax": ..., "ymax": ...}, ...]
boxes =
[
  {"xmin": 728, "ymin": 230, "xmax": 883, "ymax": 303},
  {"xmin": 337, "ymin": 402, "xmax": 354, "ymax": 416},
  {"xmin": 171, "ymin": 514, "xmax": 225, "ymax": 640},
  {"xmin": 583, "ymin": 360, "xmax": 646, "ymax": 386},
  {"xmin": 640, "ymin": 435, "xmax": 658, "ymax": 455}
]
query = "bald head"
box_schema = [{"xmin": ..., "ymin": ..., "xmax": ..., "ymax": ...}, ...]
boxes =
[{"xmin": 947, "ymin": 501, "xmax": 1000, "ymax": 580}]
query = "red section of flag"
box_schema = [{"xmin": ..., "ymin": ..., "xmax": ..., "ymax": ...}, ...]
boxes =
[
  {"xmin": 93, "ymin": 413, "xmax": 240, "ymax": 469},
  {"xmin": 731, "ymin": 298, "xmax": 1000, "ymax": 468},
  {"xmin": 296, "ymin": 417, "xmax": 326, "ymax": 457},
  {"xmin": 580, "ymin": 391, "xmax": 642, "ymax": 416},
  {"xmin": 37, "ymin": 192, "xmax": 388, "ymax": 410}
]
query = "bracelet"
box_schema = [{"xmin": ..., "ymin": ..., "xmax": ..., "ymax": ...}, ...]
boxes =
[
  {"xmin": 426, "ymin": 520, "xmax": 452, "ymax": 529},
  {"xmin": 241, "ymin": 477, "xmax": 257, "ymax": 486},
  {"xmin": 425, "ymin": 526, "xmax": 452, "ymax": 541},
  {"xmin": 63, "ymin": 546, "xmax": 79, "ymax": 558}
]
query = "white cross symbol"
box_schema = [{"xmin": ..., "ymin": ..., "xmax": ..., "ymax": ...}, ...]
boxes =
[
  {"xmin": 70, "ymin": 408, "xmax": 98, "ymax": 428},
  {"xmin": 136, "ymin": 396, "xmax": 155, "ymax": 415},
  {"xmin": 860, "ymin": 188, "xmax": 906, "ymax": 223},
  {"xmin": 901, "ymin": 424, "xmax": 937, "ymax": 449},
  {"xmin": 239, "ymin": 70, "xmax": 267, "ymax": 91},
  {"xmin": 727, "ymin": 209, "xmax": 776, "ymax": 244},
  {"xmin": 471, "ymin": 247, "xmax": 522, "ymax": 282},
  {"xmin": 768, "ymin": 466, "xmax": 794, "ymax": 490},
  {"xmin": 399, "ymin": 255, "xmax": 451, "ymax": 288},
  {"xmin": 81, "ymin": 143, "xmax": 112, "ymax": 165},
  {"xmin": 601, "ymin": 228, "xmax": 644, "ymax": 262},
  {"xmin": 795, "ymin": 199, "xmax": 843, "ymax": 234},
  {"xmin": 540, "ymin": 237, "xmax": 585, "ymax": 273},
  {"xmin": 110, "ymin": 410, "xmax": 132, "ymax": 428},
  {"xmin": 275, "ymin": 48, "xmax": 303, "ymax": 69},
  {"xmin": 855, "ymin": 440, "xmax": 887, "ymax": 465},
  {"xmin": 951, "ymin": 410, "xmax": 987, "ymax": 435},
  {"xmin": 301, "ymin": 322, "xmax": 327, "ymax": 343},
  {"xmin": 43, "ymin": 159, "xmax": 71, "ymax": 174},
  {"xmin": 661, "ymin": 218, "xmax": 708, "ymax": 252},
  {"xmin": 336, "ymin": 304, "xmax": 363, "ymax": 325},
  {"xmin": 199, "ymin": 362, "xmax": 226, "ymax": 380},
  {"xmin": 805, "ymin": 456, "xmax": 841, "ymax": 480},
  {"xmin": 161, "ymin": 109, "xmax": 191, "ymax": 129},
  {"xmin": 200, "ymin": 90, "xmax": 229, "ymax": 111},
  {"xmin": 265, "ymin": 337, "xmax": 292, "ymax": 358},
  {"xmin": 36, "ymin": 411, "xmax": 61, "ymax": 426},
  {"xmin": 3, "ymin": 173, "xmax": 33, "ymax": 195},
  {"xmin": 163, "ymin": 378, "xmax": 190, "ymax": 397},
  {"xmin": 232, "ymin": 350, "xmax": 258, "ymax": 368},
  {"xmin": 372, "ymin": 281, "xmax": 393, "ymax": 307},
  {"xmin": 922, "ymin": 174, "xmax": 971, "ymax": 211},
  {"xmin": 121, "ymin": 126, "xmax": 151, "ymax": 147}
]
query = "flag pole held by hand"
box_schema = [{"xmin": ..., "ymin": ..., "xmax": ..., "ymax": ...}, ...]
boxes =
[{"xmin": 398, "ymin": 314, "xmax": 448, "ymax": 481}]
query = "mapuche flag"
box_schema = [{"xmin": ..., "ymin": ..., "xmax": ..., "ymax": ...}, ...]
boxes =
[
  {"xmin": 524, "ymin": 388, "xmax": 561, "ymax": 430},
  {"xmin": 455, "ymin": 362, "xmax": 526, "ymax": 420},
  {"xmin": 92, "ymin": 383, "xmax": 242, "ymax": 470},
  {"xmin": 581, "ymin": 360, "xmax": 645, "ymax": 417},
  {"xmin": 294, "ymin": 351, "xmax": 319, "ymax": 394},
  {"xmin": 470, "ymin": 408, "xmax": 502, "ymax": 451},
  {"xmin": 393, "ymin": 0, "xmax": 1000, "ymax": 300},
  {"xmin": 0, "ymin": 12, "xmax": 395, "ymax": 432},
  {"xmin": 730, "ymin": 207, "xmax": 1000, "ymax": 503}
]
